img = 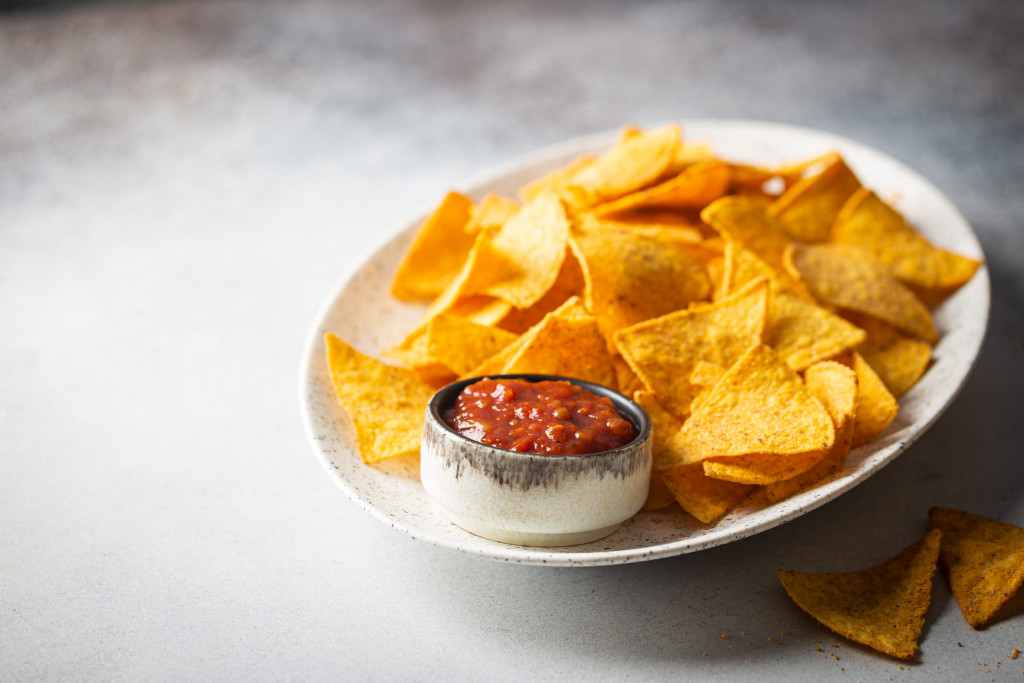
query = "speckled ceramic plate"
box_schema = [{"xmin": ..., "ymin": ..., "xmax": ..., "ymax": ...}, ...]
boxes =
[{"xmin": 299, "ymin": 119, "xmax": 989, "ymax": 566}]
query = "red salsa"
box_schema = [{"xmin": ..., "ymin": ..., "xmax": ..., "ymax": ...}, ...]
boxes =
[{"xmin": 443, "ymin": 378, "xmax": 635, "ymax": 455}]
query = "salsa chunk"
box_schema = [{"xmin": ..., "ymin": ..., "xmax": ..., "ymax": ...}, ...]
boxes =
[{"xmin": 443, "ymin": 378, "xmax": 635, "ymax": 455}]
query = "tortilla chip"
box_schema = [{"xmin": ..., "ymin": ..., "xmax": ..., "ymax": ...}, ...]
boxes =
[
  {"xmin": 324, "ymin": 334, "xmax": 434, "ymax": 463},
  {"xmin": 465, "ymin": 193, "xmax": 519, "ymax": 234},
  {"xmin": 777, "ymin": 529, "xmax": 941, "ymax": 660},
  {"xmin": 721, "ymin": 244, "xmax": 866, "ymax": 371},
  {"xmin": 929, "ymin": 507, "xmax": 1024, "ymax": 628},
  {"xmin": 726, "ymin": 153, "xmax": 832, "ymax": 200},
  {"xmin": 666, "ymin": 344, "xmax": 835, "ymax": 467},
  {"xmin": 592, "ymin": 160, "xmax": 730, "ymax": 217},
  {"xmin": 844, "ymin": 311, "xmax": 931, "ymax": 398},
  {"xmin": 834, "ymin": 350, "xmax": 899, "ymax": 447},
  {"xmin": 785, "ymin": 244, "xmax": 937, "ymax": 344},
  {"xmin": 633, "ymin": 391, "xmax": 682, "ymax": 511},
  {"xmin": 703, "ymin": 449, "xmax": 829, "ymax": 485},
  {"xmin": 768, "ymin": 153, "xmax": 862, "ymax": 242},
  {"xmin": 391, "ymin": 191, "xmax": 476, "ymax": 300},
  {"xmin": 702, "ymin": 196, "xmax": 807, "ymax": 295},
  {"xmin": 496, "ymin": 249, "xmax": 586, "ymax": 334},
  {"xmin": 831, "ymin": 188, "xmax": 981, "ymax": 293},
  {"xmin": 764, "ymin": 361, "xmax": 858, "ymax": 501},
  {"xmin": 689, "ymin": 360, "xmax": 726, "ymax": 413},
  {"xmin": 518, "ymin": 154, "xmax": 595, "ymax": 201},
  {"xmin": 571, "ymin": 221, "xmax": 716, "ymax": 343},
  {"xmin": 614, "ymin": 278, "xmax": 769, "ymax": 420},
  {"xmin": 593, "ymin": 207, "xmax": 707, "ymax": 241},
  {"xmin": 660, "ymin": 464, "xmax": 754, "ymax": 524},
  {"xmin": 502, "ymin": 303, "xmax": 617, "ymax": 388},
  {"xmin": 423, "ymin": 315, "xmax": 519, "ymax": 376},
  {"xmin": 473, "ymin": 190, "xmax": 571, "ymax": 309},
  {"xmin": 567, "ymin": 124, "xmax": 682, "ymax": 205}
]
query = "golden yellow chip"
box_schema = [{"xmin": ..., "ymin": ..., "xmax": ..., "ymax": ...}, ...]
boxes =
[
  {"xmin": 635, "ymin": 392, "xmax": 752, "ymax": 523},
  {"xmin": 666, "ymin": 344, "xmax": 834, "ymax": 468},
  {"xmin": 518, "ymin": 153, "xmax": 595, "ymax": 201},
  {"xmin": 660, "ymin": 464, "xmax": 753, "ymax": 524},
  {"xmin": 567, "ymin": 124, "xmax": 682, "ymax": 205},
  {"xmin": 834, "ymin": 350, "xmax": 899, "ymax": 447},
  {"xmin": 571, "ymin": 221, "xmax": 716, "ymax": 343},
  {"xmin": 591, "ymin": 159, "xmax": 730, "ymax": 217},
  {"xmin": 702, "ymin": 196, "xmax": 807, "ymax": 295},
  {"xmin": 391, "ymin": 191, "xmax": 476, "ymax": 301},
  {"xmin": 502, "ymin": 303, "xmax": 617, "ymax": 388},
  {"xmin": 325, "ymin": 334, "xmax": 435, "ymax": 463},
  {"xmin": 615, "ymin": 278, "xmax": 769, "ymax": 420},
  {"xmin": 832, "ymin": 188, "xmax": 981, "ymax": 294},
  {"xmin": 929, "ymin": 507, "xmax": 1024, "ymax": 628},
  {"xmin": 465, "ymin": 193, "xmax": 519, "ymax": 234},
  {"xmin": 473, "ymin": 190, "xmax": 571, "ymax": 309},
  {"xmin": 725, "ymin": 153, "xmax": 831, "ymax": 200},
  {"xmin": 424, "ymin": 315, "xmax": 519, "ymax": 376},
  {"xmin": 590, "ymin": 207, "xmax": 707, "ymax": 241},
  {"xmin": 721, "ymin": 244, "xmax": 866, "ymax": 371},
  {"xmin": 764, "ymin": 361, "xmax": 858, "ymax": 502},
  {"xmin": 702, "ymin": 449, "xmax": 828, "ymax": 486},
  {"xmin": 496, "ymin": 249, "xmax": 585, "ymax": 334},
  {"xmin": 785, "ymin": 243, "xmax": 937, "ymax": 344},
  {"xmin": 778, "ymin": 529, "xmax": 941, "ymax": 660},
  {"xmin": 689, "ymin": 360, "xmax": 726, "ymax": 413},
  {"xmin": 768, "ymin": 152, "xmax": 862, "ymax": 242},
  {"xmin": 844, "ymin": 311, "xmax": 931, "ymax": 398},
  {"xmin": 633, "ymin": 391, "xmax": 682, "ymax": 511}
]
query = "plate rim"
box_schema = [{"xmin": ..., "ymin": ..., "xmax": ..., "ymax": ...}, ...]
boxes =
[{"xmin": 299, "ymin": 118, "xmax": 990, "ymax": 566}]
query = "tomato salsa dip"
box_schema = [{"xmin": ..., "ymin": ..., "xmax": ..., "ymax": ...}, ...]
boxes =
[{"xmin": 442, "ymin": 378, "xmax": 635, "ymax": 455}]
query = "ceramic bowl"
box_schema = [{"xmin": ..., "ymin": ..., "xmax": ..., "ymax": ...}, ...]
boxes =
[{"xmin": 420, "ymin": 374, "xmax": 653, "ymax": 547}]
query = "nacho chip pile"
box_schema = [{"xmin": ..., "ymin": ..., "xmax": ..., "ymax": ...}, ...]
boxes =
[{"xmin": 326, "ymin": 124, "xmax": 981, "ymax": 525}]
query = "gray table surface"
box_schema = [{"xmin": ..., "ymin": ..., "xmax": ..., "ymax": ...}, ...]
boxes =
[{"xmin": 3, "ymin": 0, "xmax": 1023, "ymax": 680}]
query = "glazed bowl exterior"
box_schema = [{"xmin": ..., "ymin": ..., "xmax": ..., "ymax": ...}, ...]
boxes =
[{"xmin": 420, "ymin": 374, "xmax": 653, "ymax": 547}]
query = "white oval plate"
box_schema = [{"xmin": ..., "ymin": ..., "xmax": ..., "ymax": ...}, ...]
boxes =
[{"xmin": 299, "ymin": 119, "xmax": 989, "ymax": 566}]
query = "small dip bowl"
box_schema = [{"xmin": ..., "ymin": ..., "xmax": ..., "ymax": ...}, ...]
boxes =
[{"xmin": 421, "ymin": 374, "xmax": 653, "ymax": 547}]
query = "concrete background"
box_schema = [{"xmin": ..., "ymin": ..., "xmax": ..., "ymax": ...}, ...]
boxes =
[{"xmin": 2, "ymin": 0, "xmax": 1022, "ymax": 680}]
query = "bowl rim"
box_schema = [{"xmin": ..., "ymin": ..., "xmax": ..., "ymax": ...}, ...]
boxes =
[{"xmin": 425, "ymin": 373, "xmax": 653, "ymax": 460}]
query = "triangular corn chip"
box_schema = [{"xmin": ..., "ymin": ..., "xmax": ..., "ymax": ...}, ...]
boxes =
[
  {"xmin": 702, "ymin": 449, "xmax": 828, "ymax": 486},
  {"xmin": 391, "ymin": 191, "xmax": 476, "ymax": 300},
  {"xmin": 325, "ymin": 334, "xmax": 434, "ymax": 463},
  {"xmin": 660, "ymin": 464, "xmax": 753, "ymax": 524},
  {"xmin": 702, "ymin": 196, "xmax": 808, "ymax": 296},
  {"xmin": 473, "ymin": 190, "xmax": 571, "ymax": 309},
  {"xmin": 496, "ymin": 249, "xmax": 585, "ymax": 334},
  {"xmin": 501, "ymin": 301, "xmax": 617, "ymax": 388},
  {"xmin": 778, "ymin": 529, "xmax": 941, "ymax": 660},
  {"xmin": 764, "ymin": 361, "xmax": 858, "ymax": 501},
  {"xmin": 929, "ymin": 507, "xmax": 1024, "ymax": 628},
  {"xmin": 614, "ymin": 278, "xmax": 768, "ymax": 420},
  {"xmin": 567, "ymin": 124, "xmax": 682, "ymax": 205},
  {"xmin": 518, "ymin": 154, "xmax": 595, "ymax": 202},
  {"xmin": 768, "ymin": 152, "xmax": 861, "ymax": 242},
  {"xmin": 633, "ymin": 391, "xmax": 682, "ymax": 511},
  {"xmin": 785, "ymin": 243, "xmax": 937, "ymax": 344},
  {"xmin": 465, "ymin": 193, "xmax": 519, "ymax": 234},
  {"xmin": 423, "ymin": 316, "xmax": 519, "ymax": 376},
  {"xmin": 571, "ymin": 221, "xmax": 716, "ymax": 343},
  {"xmin": 635, "ymin": 392, "xmax": 751, "ymax": 523},
  {"xmin": 845, "ymin": 311, "xmax": 931, "ymax": 398},
  {"xmin": 833, "ymin": 350, "xmax": 898, "ymax": 447},
  {"xmin": 666, "ymin": 344, "xmax": 834, "ymax": 467},
  {"xmin": 832, "ymin": 188, "xmax": 980, "ymax": 294},
  {"xmin": 592, "ymin": 159, "xmax": 730, "ymax": 217}
]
